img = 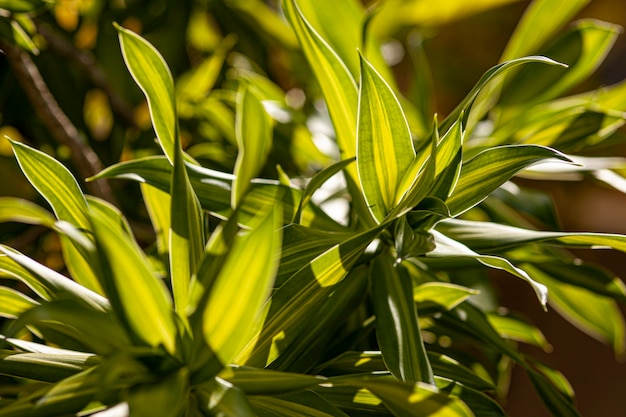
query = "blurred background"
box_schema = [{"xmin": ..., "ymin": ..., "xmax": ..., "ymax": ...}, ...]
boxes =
[{"xmin": 1, "ymin": 1, "xmax": 626, "ymax": 415}]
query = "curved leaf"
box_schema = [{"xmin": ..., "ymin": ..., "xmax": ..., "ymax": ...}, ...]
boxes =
[
  {"xmin": 116, "ymin": 24, "xmax": 177, "ymax": 164},
  {"xmin": 233, "ymin": 85, "xmax": 272, "ymax": 208},
  {"xmin": 10, "ymin": 141, "xmax": 89, "ymax": 230},
  {"xmin": 446, "ymin": 145, "xmax": 573, "ymax": 216},
  {"xmin": 428, "ymin": 231, "xmax": 548, "ymax": 308},
  {"xmin": 282, "ymin": 0, "xmax": 358, "ymax": 177},
  {"xmin": 371, "ymin": 255, "xmax": 433, "ymax": 384},
  {"xmin": 357, "ymin": 54, "xmax": 415, "ymax": 223},
  {"xmin": 203, "ymin": 208, "xmax": 282, "ymax": 365},
  {"xmin": 89, "ymin": 208, "xmax": 176, "ymax": 354}
]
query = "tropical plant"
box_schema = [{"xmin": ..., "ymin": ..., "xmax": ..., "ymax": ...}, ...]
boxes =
[{"xmin": 1, "ymin": 0, "xmax": 626, "ymax": 416}]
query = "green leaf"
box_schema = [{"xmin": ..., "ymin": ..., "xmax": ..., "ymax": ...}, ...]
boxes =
[
  {"xmin": 116, "ymin": 24, "xmax": 177, "ymax": 164},
  {"xmin": 370, "ymin": 0, "xmax": 522, "ymax": 37},
  {"xmin": 91, "ymin": 156, "xmax": 343, "ymax": 231},
  {"xmin": 333, "ymin": 374, "xmax": 474, "ymax": 417},
  {"xmin": 268, "ymin": 266, "xmax": 369, "ymax": 373},
  {"xmin": 500, "ymin": 19, "xmax": 622, "ymax": 107},
  {"xmin": 357, "ymin": 54, "xmax": 416, "ymax": 223},
  {"xmin": 0, "ymin": 0, "xmax": 50, "ymax": 13},
  {"xmin": 501, "ymin": 0, "xmax": 589, "ymax": 61},
  {"xmin": 141, "ymin": 183, "xmax": 171, "ymax": 256},
  {"xmin": 196, "ymin": 377, "xmax": 258, "ymax": 417},
  {"xmin": 438, "ymin": 379, "xmax": 506, "ymax": 417},
  {"xmin": 490, "ymin": 103, "xmax": 626, "ymax": 151},
  {"xmin": 294, "ymin": 158, "xmax": 355, "ymax": 224},
  {"xmin": 428, "ymin": 231, "xmax": 548, "ymax": 308},
  {"xmin": 0, "ymin": 247, "xmax": 109, "ymax": 311},
  {"xmin": 430, "ymin": 118, "xmax": 464, "ymax": 200},
  {"xmin": 371, "ymin": 255, "xmax": 433, "ymax": 385},
  {"xmin": 203, "ymin": 208, "xmax": 282, "ymax": 365},
  {"xmin": 0, "ymin": 368, "xmax": 100, "ymax": 417},
  {"xmin": 413, "ymin": 282, "xmax": 478, "ymax": 311},
  {"xmin": 428, "ymin": 353, "xmax": 495, "ymax": 391},
  {"xmin": 128, "ymin": 368, "xmax": 189, "ymax": 417},
  {"xmin": 526, "ymin": 367, "xmax": 581, "ymax": 417},
  {"xmin": 6, "ymin": 299, "xmax": 130, "ymax": 355},
  {"xmin": 170, "ymin": 130, "xmax": 205, "ymax": 318},
  {"xmin": 0, "ymin": 197, "xmax": 55, "ymax": 227},
  {"xmin": 220, "ymin": 365, "xmax": 327, "ymax": 395},
  {"xmin": 89, "ymin": 207, "xmax": 177, "ymax": 354},
  {"xmin": 232, "ymin": 85, "xmax": 272, "ymax": 208},
  {"xmin": 523, "ymin": 264, "xmax": 626, "ymax": 356},
  {"xmin": 446, "ymin": 145, "xmax": 573, "ymax": 216},
  {"xmin": 10, "ymin": 141, "xmax": 89, "ymax": 231},
  {"xmin": 241, "ymin": 225, "xmax": 384, "ymax": 368},
  {"xmin": 440, "ymin": 56, "xmax": 565, "ymax": 133},
  {"xmin": 0, "ymin": 349, "xmax": 97, "ymax": 383},
  {"xmin": 282, "ymin": 0, "xmax": 358, "ymax": 177},
  {"xmin": 313, "ymin": 385, "xmax": 389, "ymax": 416},
  {"xmin": 0, "ymin": 286, "xmax": 38, "ymax": 318},
  {"xmin": 437, "ymin": 303, "xmax": 523, "ymax": 362},
  {"xmin": 250, "ymin": 391, "xmax": 350, "ymax": 417},
  {"xmin": 487, "ymin": 313, "xmax": 552, "ymax": 351},
  {"xmin": 438, "ymin": 218, "xmax": 626, "ymax": 254}
]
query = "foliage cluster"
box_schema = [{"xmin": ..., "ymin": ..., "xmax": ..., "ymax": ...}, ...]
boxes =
[{"xmin": 1, "ymin": 0, "xmax": 626, "ymax": 416}]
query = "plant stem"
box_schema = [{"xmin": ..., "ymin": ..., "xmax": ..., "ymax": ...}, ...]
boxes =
[{"xmin": 0, "ymin": 40, "xmax": 116, "ymax": 204}]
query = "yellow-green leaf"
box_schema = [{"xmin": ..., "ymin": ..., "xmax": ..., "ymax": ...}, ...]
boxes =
[
  {"xmin": 116, "ymin": 24, "xmax": 177, "ymax": 164},
  {"xmin": 10, "ymin": 141, "xmax": 89, "ymax": 231},
  {"xmin": 282, "ymin": 0, "xmax": 358, "ymax": 175},
  {"xmin": 232, "ymin": 85, "xmax": 272, "ymax": 208},
  {"xmin": 357, "ymin": 54, "xmax": 415, "ymax": 223},
  {"xmin": 90, "ymin": 209, "xmax": 176, "ymax": 354},
  {"xmin": 203, "ymin": 208, "xmax": 282, "ymax": 365}
]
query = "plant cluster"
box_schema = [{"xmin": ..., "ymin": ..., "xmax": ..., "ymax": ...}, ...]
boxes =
[{"xmin": 1, "ymin": 0, "xmax": 626, "ymax": 416}]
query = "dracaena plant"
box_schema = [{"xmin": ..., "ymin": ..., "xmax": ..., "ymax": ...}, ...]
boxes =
[{"xmin": 1, "ymin": 0, "xmax": 626, "ymax": 416}]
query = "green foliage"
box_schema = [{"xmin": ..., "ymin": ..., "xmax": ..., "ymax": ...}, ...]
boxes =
[{"xmin": 1, "ymin": 0, "xmax": 626, "ymax": 416}]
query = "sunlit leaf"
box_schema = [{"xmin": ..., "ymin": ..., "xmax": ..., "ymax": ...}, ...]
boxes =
[
  {"xmin": 487, "ymin": 313, "xmax": 552, "ymax": 351},
  {"xmin": 203, "ymin": 208, "xmax": 282, "ymax": 365},
  {"xmin": 220, "ymin": 365, "xmax": 327, "ymax": 395},
  {"xmin": 523, "ymin": 264, "xmax": 626, "ymax": 356},
  {"xmin": 428, "ymin": 231, "xmax": 548, "ymax": 308},
  {"xmin": 446, "ymin": 145, "xmax": 573, "ymax": 216},
  {"xmin": 0, "ymin": 197, "xmax": 55, "ymax": 227},
  {"xmin": 501, "ymin": 0, "xmax": 589, "ymax": 61},
  {"xmin": 282, "ymin": 0, "xmax": 358, "ymax": 180},
  {"xmin": 357, "ymin": 54, "xmax": 416, "ymax": 223},
  {"xmin": 441, "ymin": 56, "xmax": 565, "ymax": 133},
  {"xmin": 10, "ymin": 141, "xmax": 89, "ymax": 230},
  {"xmin": 170, "ymin": 129, "xmax": 205, "ymax": 318},
  {"xmin": 128, "ymin": 368, "xmax": 188, "ymax": 417},
  {"xmin": 500, "ymin": 19, "xmax": 622, "ymax": 108},
  {"xmin": 438, "ymin": 218, "xmax": 626, "ymax": 254},
  {"xmin": 0, "ymin": 348, "xmax": 97, "ymax": 383},
  {"xmin": 241, "ymin": 225, "xmax": 384, "ymax": 368},
  {"xmin": 0, "ymin": 286, "xmax": 38, "ymax": 319},
  {"xmin": 116, "ymin": 24, "xmax": 177, "ymax": 164},
  {"xmin": 89, "ymin": 208, "xmax": 177, "ymax": 354},
  {"xmin": 0, "ymin": 247, "xmax": 108, "ymax": 311},
  {"xmin": 90, "ymin": 156, "xmax": 343, "ymax": 231},
  {"xmin": 333, "ymin": 374, "xmax": 474, "ymax": 417},
  {"xmin": 371, "ymin": 255, "xmax": 433, "ymax": 384},
  {"xmin": 232, "ymin": 85, "xmax": 272, "ymax": 208},
  {"xmin": 413, "ymin": 282, "xmax": 478, "ymax": 311}
]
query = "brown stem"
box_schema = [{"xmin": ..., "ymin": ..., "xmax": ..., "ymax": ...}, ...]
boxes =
[
  {"xmin": 35, "ymin": 22, "xmax": 137, "ymax": 127},
  {"xmin": 1, "ymin": 40, "xmax": 116, "ymax": 204}
]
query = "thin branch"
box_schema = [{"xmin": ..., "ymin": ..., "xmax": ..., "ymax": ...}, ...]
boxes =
[
  {"xmin": 0, "ymin": 39, "xmax": 116, "ymax": 204},
  {"xmin": 35, "ymin": 22, "xmax": 137, "ymax": 127}
]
